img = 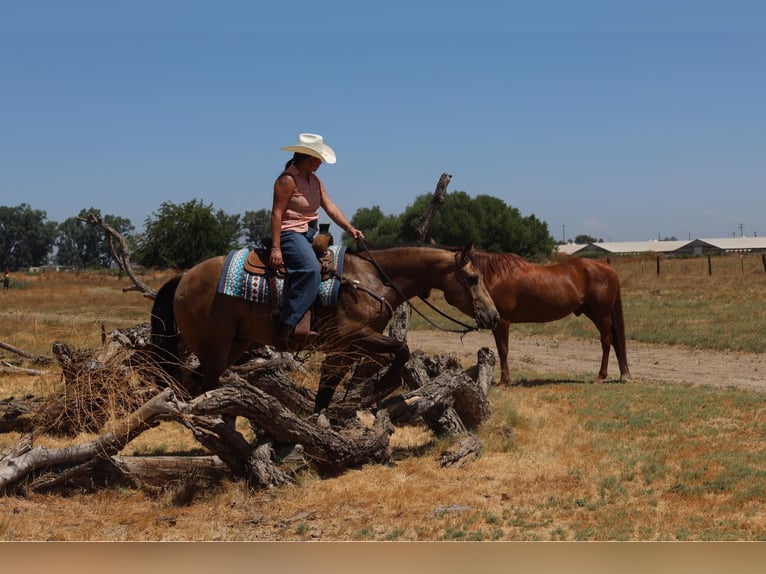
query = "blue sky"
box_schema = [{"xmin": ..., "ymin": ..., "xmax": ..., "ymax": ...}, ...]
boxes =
[{"xmin": 2, "ymin": 1, "xmax": 765, "ymax": 242}]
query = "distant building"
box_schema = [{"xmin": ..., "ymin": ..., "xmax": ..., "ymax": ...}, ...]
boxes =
[
  {"xmin": 555, "ymin": 237, "xmax": 766, "ymax": 257},
  {"xmin": 674, "ymin": 237, "xmax": 766, "ymax": 256},
  {"xmin": 27, "ymin": 265, "xmax": 77, "ymax": 273}
]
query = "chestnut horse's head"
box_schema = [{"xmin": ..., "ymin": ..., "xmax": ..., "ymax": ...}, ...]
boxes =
[{"xmin": 452, "ymin": 242, "xmax": 499, "ymax": 330}]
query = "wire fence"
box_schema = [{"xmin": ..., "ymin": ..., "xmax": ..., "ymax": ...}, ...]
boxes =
[{"xmin": 606, "ymin": 253, "xmax": 766, "ymax": 278}]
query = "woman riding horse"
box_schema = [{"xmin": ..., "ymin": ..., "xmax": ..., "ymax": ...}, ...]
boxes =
[
  {"xmin": 151, "ymin": 242, "xmax": 500, "ymax": 412},
  {"xmin": 269, "ymin": 133, "xmax": 364, "ymax": 350}
]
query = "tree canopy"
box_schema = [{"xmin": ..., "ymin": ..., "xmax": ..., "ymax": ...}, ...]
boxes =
[
  {"xmin": 135, "ymin": 199, "xmax": 241, "ymax": 269},
  {"xmin": 2, "ymin": 189, "xmax": 557, "ymax": 271},
  {"xmin": 56, "ymin": 209, "xmax": 135, "ymax": 268},
  {"xmin": 0, "ymin": 204, "xmax": 58, "ymax": 270},
  {"xmin": 350, "ymin": 191, "xmax": 556, "ymax": 260},
  {"xmin": 241, "ymin": 209, "xmax": 271, "ymax": 248}
]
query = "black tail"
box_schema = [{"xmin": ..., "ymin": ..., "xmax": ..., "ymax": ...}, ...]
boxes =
[
  {"xmin": 611, "ymin": 287, "xmax": 632, "ymax": 380},
  {"xmin": 150, "ymin": 275, "xmax": 183, "ymax": 381}
]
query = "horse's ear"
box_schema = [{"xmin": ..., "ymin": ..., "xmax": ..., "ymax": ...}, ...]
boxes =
[{"xmin": 456, "ymin": 241, "xmax": 474, "ymax": 266}]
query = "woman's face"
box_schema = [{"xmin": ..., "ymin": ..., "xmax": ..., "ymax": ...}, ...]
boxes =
[{"xmin": 305, "ymin": 156, "xmax": 322, "ymax": 172}]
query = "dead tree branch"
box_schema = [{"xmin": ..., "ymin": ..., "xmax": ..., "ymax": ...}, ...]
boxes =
[
  {"xmin": 0, "ymin": 389, "xmax": 179, "ymax": 493},
  {"xmin": 416, "ymin": 172, "xmax": 452, "ymax": 242},
  {"xmin": 77, "ymin": 211, "xmax": 157, "ymax": 299},
  {"xmin": 1, "ymin": 332, "xmax": 498, "ymax": 493},
  {"xmin": 389, "ymin": 172, "xmax": 452, "ymax": 344},
  {"xmin": 0, "ymin": 341, "xmax": 52, "ymax": 365}
]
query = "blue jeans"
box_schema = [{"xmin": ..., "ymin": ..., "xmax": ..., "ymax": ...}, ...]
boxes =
[{"xmin": 279, "ymin": 226, "xmax": 319, "ymax": 327}]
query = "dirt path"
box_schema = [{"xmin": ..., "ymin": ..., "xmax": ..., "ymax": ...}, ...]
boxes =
[{"xmin": 408, "ymin": 330, "xmax": 766, "ymax": 392}]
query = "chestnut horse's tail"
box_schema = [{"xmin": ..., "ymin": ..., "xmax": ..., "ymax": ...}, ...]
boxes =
[
  {"xmin": 150, "ymin": 275, "xmax": 183, "ymax": 383},
  {"xmin": 611, "ymin": 285, "xmax": 632, "ymax": 380}
]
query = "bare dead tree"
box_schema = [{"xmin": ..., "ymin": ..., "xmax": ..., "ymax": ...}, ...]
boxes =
[
  {"xmin": 77, "ymin": 211, "xmax": 157, "ymax": 299},
  {"xmin": 415, "ymin": 172, "xmax": 451, "ymax": 243},
  {"xmin": 389, "ymin": 172, "xmax": 452, "ymax": 343}
]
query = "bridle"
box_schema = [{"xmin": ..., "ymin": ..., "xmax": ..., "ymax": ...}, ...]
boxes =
[{"xmin": 351, "ymin": 240, "xmax": 480, "ymax": 334}]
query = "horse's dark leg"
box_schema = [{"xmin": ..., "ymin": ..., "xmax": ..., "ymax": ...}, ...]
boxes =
[
  {"xmin": 580, "ymin": 306, "xmax": 612, "ymax": 380},
  {"xmin": 611, "ymin": 290, "xmax": 632, "ymax": 381},
  {"xmin": 369, "ymin": 336, "xmax": 410, "ymax": 397},
  {"xmin": 590, "ymin": 315, "xmax": 613, "ymax": 380},
  {"xmin": 315, "ymin": 334, "xmax": 410, "ymax": 412},
  {"xmin": 316, "ymin": 354, "xmax": 353, "ymax": 412},
  {"xmin": 195, "ymin": 341, "xmax": 246, "ymax": 428},
  {"xmin": 491, "ymin": 319, "xmax": 512, "ymax": 386},
  {"xmin": 597, "ymin": 328, "xmax": 611, "ymax": 380}
]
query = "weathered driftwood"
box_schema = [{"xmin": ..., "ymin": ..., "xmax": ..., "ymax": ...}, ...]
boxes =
[
  {"xmin": 192, "ymin": 372, "xmax": 395, "ymax": 475},
  {"xmin": 384, "ymin": 349, "xmax": 493, "ymax": 430},
  {"xmin": 0, "ymin": 362, "xmax": 51, "ymax": 376},
  {"xmin": 111, "ymin": 455, "xmax": 230, "ymax": 488},
  {"xmin": 383, "ymin": 347, "xmax": 494, "ymax": 467},
  {"xmin": 0, "ymin": 341, "xmax": 53, "ymax": 365},
  {"xmin": 0, "ymin": 389, "xmax": 179, "ymax": 493},
  {"xmin": 416, "ymin": 172, "xmax": 451, "ymax": 242},
  {"xmin": 1, "ymin": 395, "xmax": 45, "ymax": 433},
  {"xmin": 0, "ymin": 340, "xmax": 496, "ymax": 493},
  {"xmin": 388, "ymin": 172, "xmax": 452, "ymax": 346}
]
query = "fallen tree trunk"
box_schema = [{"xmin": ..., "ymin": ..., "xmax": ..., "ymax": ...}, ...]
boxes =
[
  {"xmin": 0, "ymin": 389, "xmax": 179, "ymax": 493},
  {"xmin": 1, "ymin": 395, "xmax": 46, "ymax": 433},
  {"xmin": 0, "ymin": 341, "xmax": 52, "ymax": 365},
  {"xmin": 385, "ymin": 347, "xmax": 494, "ymax": 467},
  {"xmin": 383, "ymin": 348, "xmax": 493, "ymax": 430},
  {"xmin": 1, "ymin": 315, "xmax": 498, "ymax": 494},
  {"xmin": 111, "ymin": 455, "xmax": 230, "ymax": 488},
  {"xmin": 193, "ymin": 371, "xmax": 395, "ymax": 475}
]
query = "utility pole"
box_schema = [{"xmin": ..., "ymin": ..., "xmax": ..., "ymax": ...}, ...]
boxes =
[
  {"xmin": 562, "ymin": 224, "xmax": 565, "ymax": 243},
  {"xmin": 738, "ymin": 223, "xmax": 744, "ymax": 237}
]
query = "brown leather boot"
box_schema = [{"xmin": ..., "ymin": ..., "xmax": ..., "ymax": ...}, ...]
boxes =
[
  {"xmin": 293, "ymin": 310, "xmax": 318, "ymax": 338},
  {"xmin": 280, "ymin": 312, "xmax": 318, "ymax": 352}
]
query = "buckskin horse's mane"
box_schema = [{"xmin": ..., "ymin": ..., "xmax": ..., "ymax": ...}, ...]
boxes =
[
  {"xmin": 361, "ymin": 242, "xmax": 455, "ymax": 252},
  {"xmin": 358, "ymin": 243, "xmax": 527, "ymax": 275}
]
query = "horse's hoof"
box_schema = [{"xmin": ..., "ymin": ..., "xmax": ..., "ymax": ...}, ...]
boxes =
[
  {"xmin": 316, "ymin": 412, "xmax": 330, "ymax": 429},
  {"xmin": 495, "ymin": 380, "xmax": 519, "ymax": 389}
]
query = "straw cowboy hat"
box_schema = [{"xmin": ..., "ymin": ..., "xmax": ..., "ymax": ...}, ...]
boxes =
[{"xmin": 282, "ymin": 133, "xmax": 337, "ymax": 164}]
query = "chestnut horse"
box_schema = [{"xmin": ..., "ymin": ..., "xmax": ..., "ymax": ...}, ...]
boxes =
[
  {"xmin": 442, "ymin": 252, "xmax": 631, "ymax": 385},
  {"xmin": 150, "ymin": 243, "xmax": 499, "ymax": 411}
]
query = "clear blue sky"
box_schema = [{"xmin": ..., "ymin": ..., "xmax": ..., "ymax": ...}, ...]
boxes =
[{"xmin": 2, "ymin": 1, "xmax": 765, "ymax": 242}]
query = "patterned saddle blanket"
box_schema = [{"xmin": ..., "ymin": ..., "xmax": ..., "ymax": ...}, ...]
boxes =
[{"xmin": 216, "ymin": 246, "xmax": 346, "ymax": 306}]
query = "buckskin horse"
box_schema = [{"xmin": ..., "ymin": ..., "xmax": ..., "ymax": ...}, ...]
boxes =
[
  {"xmin": 150, "ymin": 242, "xmax": 499, "ymax": 412},
  {"xmin": 441, "ymin": 252, "xmax": 631, "ymax": 385}
]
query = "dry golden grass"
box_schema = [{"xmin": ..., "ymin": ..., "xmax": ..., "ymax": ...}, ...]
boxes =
[{"xmin": 1, "ymin": 260, "xmax": 765, "ymax": 541}]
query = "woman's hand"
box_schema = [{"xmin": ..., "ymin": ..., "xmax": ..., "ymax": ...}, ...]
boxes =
[
  {"xmin": 269, "ymin": 246, "xmax": 284, "ymax": 269},
  {"xmin": 348, "ymin": 227, "xmax": 365, "ymax": 241}
]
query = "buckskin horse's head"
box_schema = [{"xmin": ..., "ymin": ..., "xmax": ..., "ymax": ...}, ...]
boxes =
[{"xmin": 453, "ymin": 242, "xmax": 499, "ymax": 330}]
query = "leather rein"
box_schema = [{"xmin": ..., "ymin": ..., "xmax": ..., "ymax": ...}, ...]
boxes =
[{"xmin": 351, "ymin": 240, "xmax": 479, "ymax": 334}]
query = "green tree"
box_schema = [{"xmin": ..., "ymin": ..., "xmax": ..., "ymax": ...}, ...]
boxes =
[
  {"xmin": 349, "ymin": 206, "xmax": 404, "ymax": 247},
  {"xmin": 241, "ymin": 209, "xmax": 271, "ymax": 248},
  {"xmin": 0, "ymin": 203, "xmax": 58, "ymax": 270},
  {"xmin": 136, "ymin": 199, "xmax": 241, "ymax": 269},
  {"xmin": 395, "ymin": 191, "xmax": 556, "ymax": 260},
  {"xmin": 56, "ymin": 208, "xmax": 135, "ymax": 268},
  {"xmin": 574, "ymin": 234, "xmax": 602, "ymax": 244}
]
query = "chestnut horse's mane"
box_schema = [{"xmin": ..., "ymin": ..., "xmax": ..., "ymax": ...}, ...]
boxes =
[{"xmin": 473, "ymin": 251, "xmax": 526, "ymax": 276}]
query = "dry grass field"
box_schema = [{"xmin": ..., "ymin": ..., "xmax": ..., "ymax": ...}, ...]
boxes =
[{"xmin": 1, "ymin": 254, "xmax": 765, "ymax": 541}]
